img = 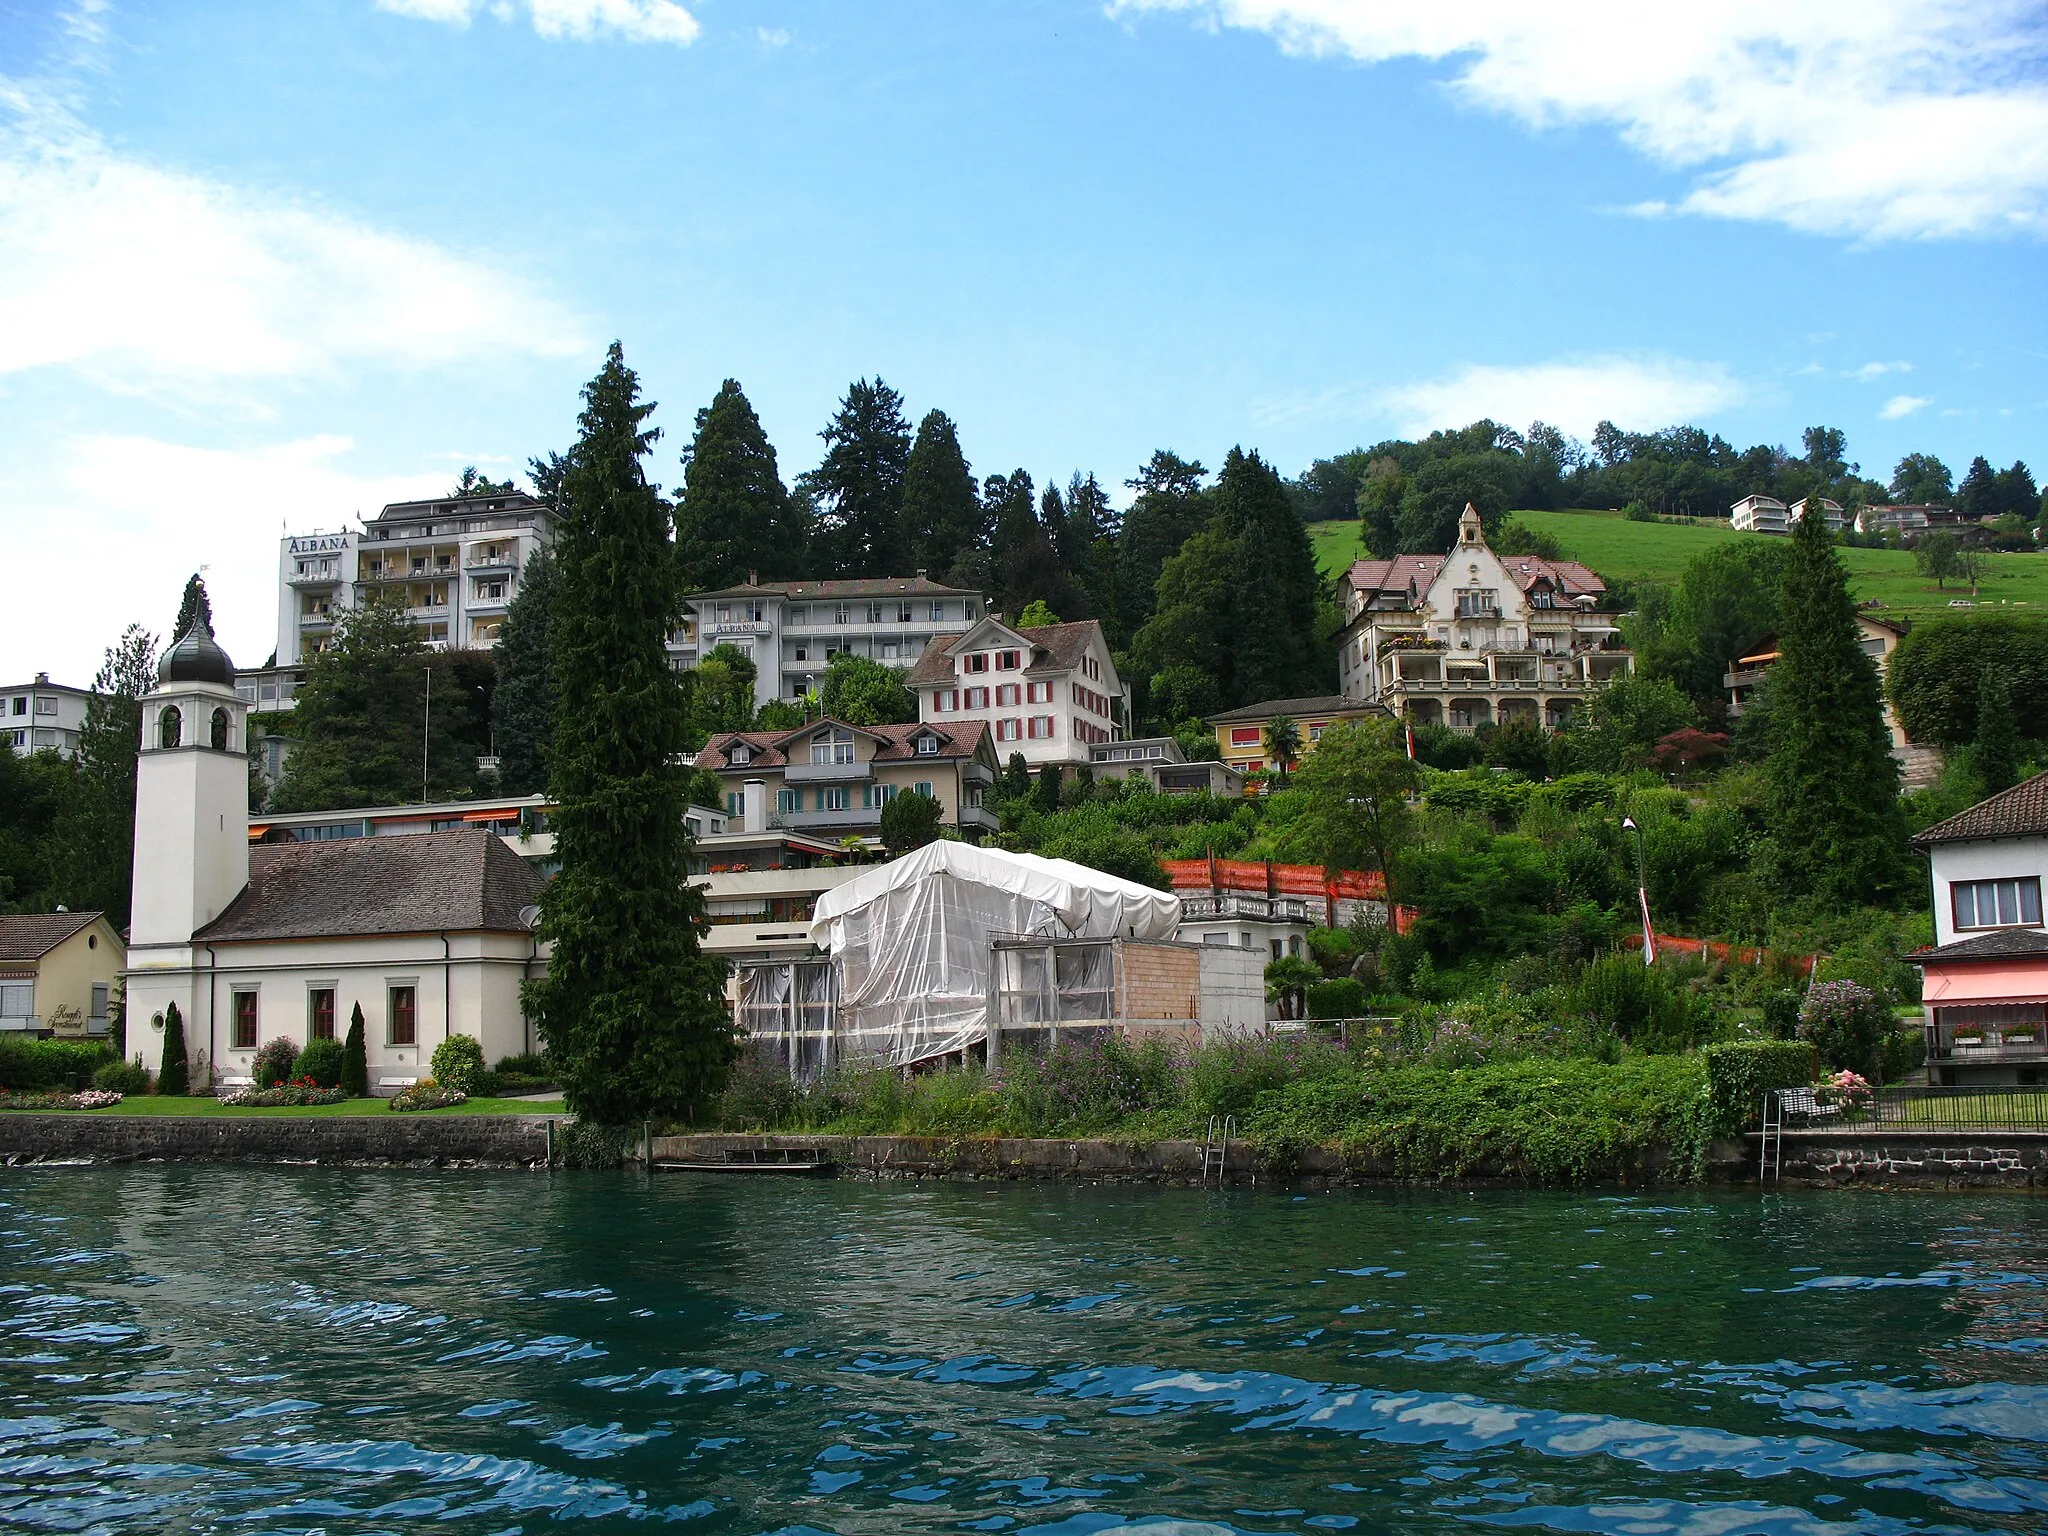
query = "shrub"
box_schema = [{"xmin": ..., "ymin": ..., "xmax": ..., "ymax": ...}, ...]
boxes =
[
  {"xmin": 1306, "ymin": 977, "xmax": 1368, "ymax": 1019},
  {"xmin": 1798, "ymin": 980, "xmax": 1891, "ymax": 1077},
  {"xmin": 1003, "ymin": 1035, "xmax": 1181, "ymax": 1134},
  {"xmin": 92, "ymin": 1057, "xmax": 150, "ymax": 1095},
  {"xmin": 1574, "ymin": 956, "xmax": 1718, "ymax": 1051},
  {"xmin": 341, "ymin": 1003, "xmax": 369, "ymax": 1098},
  {"xmin": 715, "ymin": 1051, "xmax": 802, "ymax": 1129},
  {"xmin": 1702, "ymin": 1039, "xmax": 1816, "ymax": 1135},
  {"xmin": 159, "ymin": 1001, "xmax": 189, "ymax": 1096},
  {"xmin": 1760, "ymin": 989, "xmax": 1803, "ymax": 1040},
  {"xmin": 389, "ymin": 1077, "xmax": 467, "ymax": 1113},
  {"xmin": 0, "ymin": 1037, "xmax": 115, "ymax": 1092},
  {"xmin": 1878, "ymin": 1026, "xmax": 1928, "ymax": 1085},
  {"xmin": 292, "ymin": 1038, "xmax": 348, "ymax": 1088},
  {"xmin": 251, "ymin": 1035, "xmax": 299, "ymax": 1089},
  {"xmin": 430, "ymin": 1034, "xmax": 487, "ymax": 1096},
  {"xmin": 222, "ymin": 1080, "xmax": 348, "ymax": 1108},
  {"xmin": 495, "ymin": 1052, "xmax": 553, "ymax": 1078},
  {"xmin": 1186, "ymin": 1032, "xmax": 1346, "ymax": 1122}
]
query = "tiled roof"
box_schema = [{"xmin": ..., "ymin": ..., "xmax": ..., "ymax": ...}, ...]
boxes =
[
  {"xmin": 1912, "ymin": 770, "xmax": 2048, "ymax": 846},
  {"xmin": 686, "ymin": 576, "xmax": 978, "ymax": 601},
  {"xmin": 1908, "ymin": 928, "xmax": 2048, "ymax": 964},
  {"xmin": 1207, "ymin": 695, "xmax": 1367, "ymax": 725},
  {"xmin": 195, "ymin": 829, "xmax": 542, "ymax": 943},
  {"xmin": 1502, "ymin": 556, "xmax": 1605, "ymax": 597},
  {"xmin": 1344, "ymin": 554, "xmax": 1444, "ymax": 598},
  {"xmin": 903, "ymin": 619, "xmax": 1105, "ymax": 687},
  {"xmin": 697, "ymin": 718, "xmax": 991, "ymax": 771},
  {"xmin": 0, "ymin": 911, "xmax": 105, "ymax": 963}
]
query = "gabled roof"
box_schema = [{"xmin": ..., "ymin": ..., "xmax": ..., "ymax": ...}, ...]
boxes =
[
  {"xmin": 0, "ymin": 911, "xmax": 108, "ymax": 963},
  {"xmin": 1207, "ymin": 694, "xmax": 1369, "ymax": 725},
  {"xmin": 697, "ymin": 718, "xmax": 993, "ymax": 770},
  {"xmin": 194, "ymin": 829, "xmax": 542, "ymax": 943},
  {"xmin": 1912, "ymin": 770, "xmax": 2048, "ymax": 847},
  {"xmin": 904, "ymin": 618, "xmax": 1108, "ymax": 687},
  {"xmin": 685, "ymin": 576, "xmax": 978, "ymax": 602},
  {"xmin": 1344, "ymin": 554, "xmax": 1444, "ymax": 601},
  {"xmin": 1343, "ymin": 551, "xmax": 1604, "ymax": 605},
  {"xmin": 1908, "ymin": 928, "xmax": 2048, "ymax": 964}
]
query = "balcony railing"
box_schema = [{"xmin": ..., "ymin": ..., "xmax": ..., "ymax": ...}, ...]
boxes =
[
  {"xmin": 775, "ymin": 806, "xmax": 881, "ymax": 831},
  {"xmin": 783, "ymin": 760, "xmax": 871, "ymax": 783},
  {"xmin": 1179, "ymin": 893, "xmax": 1318, "ymax": 924}
]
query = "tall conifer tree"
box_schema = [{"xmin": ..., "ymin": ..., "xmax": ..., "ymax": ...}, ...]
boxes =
[
  {"xmin": 1975, "ymin": 666, "xmax": 2020, "ymax": 795},
  {"xmin": 491, "ymin": 549, "xmax": 558, "ymax": 795},
  {"xmin": 1116, "ymin": 451, "xmax": 1208, "ymax": 636},
  {"xmin": 159, "ymin": 1000, "xmax": 189, "ymax": 1096},
  {"xmin": 60, "ymin": 625, "xmax": 157, "ymax": 925},
  {"xmin": 1765, "ymin": 509, "xmax": 1907, "ymax": 904},
  {"xmin": 899, "ymin": 409, "xmax": 981, "ymax": 579},
  {"xmin": 674, "ymin": 379, "xmax": 797, "ymax": 590},
  {"xmin": 800, "ymin": 378, "xmax": 911, "ymax": 577},
  {"xmin": 531, "ymin": 344, "xmax": 731, "ymax": 1124},
  {"xmin": 174, "ymin": 575, "xmax": 212, "ymax": 638}
]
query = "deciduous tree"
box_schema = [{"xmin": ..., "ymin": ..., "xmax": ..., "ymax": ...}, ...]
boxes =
[
  {"xmin": 1975, "ymin": 665, "xmax": 2021, "ymax": 794},
  {"xmin": 1291, "ymin": 719, "xmax": 1418, "ymax": 902},
  {"xmin": 819, "ymin": 653, "xmax": 916, "ymax": 725},
  {"xmin": 529, "ymin": 343, "xmax": 732, "ymax": 1124}
]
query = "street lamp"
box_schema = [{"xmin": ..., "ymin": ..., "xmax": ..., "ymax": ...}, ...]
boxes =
[{"xmin": 1621, "ymin": 815, "xmax": 1655, "ymax": 965}]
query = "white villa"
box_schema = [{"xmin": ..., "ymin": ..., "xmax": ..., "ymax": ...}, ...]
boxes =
[{"xmin": 1335, "ymin": 505, "xmax": 1631, "ymax": 732}]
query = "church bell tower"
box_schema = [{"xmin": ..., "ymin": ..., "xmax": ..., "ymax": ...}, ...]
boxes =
[{"xmin": 129, "ymin": 618, "xmax": 250, "ymax": 948}]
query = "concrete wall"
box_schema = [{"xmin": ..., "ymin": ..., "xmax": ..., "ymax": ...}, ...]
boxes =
[
  {"xmin": 1198, "ymin": 944, "xmax": 1266, "ymax": 1035},
  {"xmin": 1763, "ymin": 1129, "xmax": 2048, "ymax": 1188},
  {"xmin": 0, "ymin": 1112, "xmax": 558, "ymax": 1167}
]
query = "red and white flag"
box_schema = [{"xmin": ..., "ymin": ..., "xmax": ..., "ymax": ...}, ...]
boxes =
[{"xmin": 1638, "ymin": 885, "xmax": 1657, "ymax": 965}]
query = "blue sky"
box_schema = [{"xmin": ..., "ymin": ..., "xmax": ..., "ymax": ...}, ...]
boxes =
[{"xmin": 2, "ymin": 0, "xmax": 2044, "ymax": 677}]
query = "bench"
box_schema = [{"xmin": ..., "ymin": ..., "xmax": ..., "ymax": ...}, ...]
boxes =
[
  {"xmin": 1774, "ymin": 1086, "xmax": 1841, "ymax": 1123},
  {"xmin": 218, "ymin": 1076, "xmax": 254, "ymax": 1088},
  {"xmin": 378, "ymin": 1076, "xmax": 419, "ymax": 1089}
]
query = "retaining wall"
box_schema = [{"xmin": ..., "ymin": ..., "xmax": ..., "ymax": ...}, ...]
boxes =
[
  {"xmin": 1758, "ymin": 1129, "xmax": 2048, "ymax": 1189},
  {"xmin": 0, "ymin": 1113, "xmax": 558, "ymax": 1169}
]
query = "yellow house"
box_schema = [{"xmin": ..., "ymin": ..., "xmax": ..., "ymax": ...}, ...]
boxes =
[
  {"xmin": 1208, "ymin": 694, "xmax": 1384, "ymax": 776},
  {"xmin": 0, "ymin": 911, "xmax": 125, "ymax": 1039}
]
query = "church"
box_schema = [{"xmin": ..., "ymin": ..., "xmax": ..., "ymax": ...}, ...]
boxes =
[{"xmin": 122, "ymin": 617, "xmax": 543, "ymax": 1090}]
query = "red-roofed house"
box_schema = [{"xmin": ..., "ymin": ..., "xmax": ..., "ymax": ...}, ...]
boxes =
[
  {"xmin": 907, "ymin": 616, "xmax": 1123, "ymax": 768},
  {"xmin": 698, "ymin": 716, "xmax": 1000, "ymax": 842},
  {"xmin": 1336, "ymin": 505, "xmax": 1631, "ymax": 731}
]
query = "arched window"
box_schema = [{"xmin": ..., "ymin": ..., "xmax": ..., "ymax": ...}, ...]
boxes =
[
  {"xmin": 158, "ymin": 705, "xmax": 182, "ymax": 749},
  {"xmin": 210, "ymin": 707, "xmax": 231, "ymax": 752}
]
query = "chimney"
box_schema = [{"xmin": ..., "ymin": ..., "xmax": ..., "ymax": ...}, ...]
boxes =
[
  {"xmin": 748, "ymin": 569, "xmax": 758, "ymax": 586},
  {"xmin": 35, "ymin": 672, "xmax": 49, "ymax": 685},
  {"xmin": 742, "ymin": 778, "xmax": 767, "ymax": 834},
  {"xmin": 916, "ymin": 568, "xmax": 927, "ymax": 580}
]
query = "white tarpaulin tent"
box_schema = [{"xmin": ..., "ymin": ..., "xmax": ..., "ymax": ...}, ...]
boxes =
[{"xmin": 806, "ymin": 840, "xmax": 1180, "ymax": 1067}]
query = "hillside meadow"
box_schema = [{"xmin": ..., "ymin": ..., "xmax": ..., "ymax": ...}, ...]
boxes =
[{"xmin": 1310, "ymin": 508, "xmax": 2048, "ymax": 615}]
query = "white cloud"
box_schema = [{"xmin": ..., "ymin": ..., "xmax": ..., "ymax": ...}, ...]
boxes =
[
  {"xmin": 0, "ymin": 106, "xmax": 588, "ymax": 397},
  {"xmin": 757, "ymin": 27, "xmax": 791, "ymax": 48},
  {"xmin": 0, "ymin": 433, "xmax": 452, "ymax": 680},
  {"xmin": 377, "ymin": 0, "xmax": 699, "ymax": 44},
  {"xmin": 1117, "ymin": 1, "xmax": 2048, "ymax": 240},
  {"xmin": 1362, "ymin": 355, "xmax": 1743, "ymax": 440},
  {"xmin": 1853, "ymin": 360, "xmax": 1912, "ymax": 381},
  {"xmin": 1880, "ymin": 393, "xmax": 1933, "ymax": 419}
]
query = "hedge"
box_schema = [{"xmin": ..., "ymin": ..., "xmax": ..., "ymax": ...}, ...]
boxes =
[
  {"xmin": 0, "ymin": 1038, "xmax": 117, "ymax": 1092},
  {"xmin": 1702, "ymin": 1039, "xmax": 1816, "ymax": 1135},
  {"xmin": 1306, "ymin": 977, "xmax": 1368, "ymax": 1019}
]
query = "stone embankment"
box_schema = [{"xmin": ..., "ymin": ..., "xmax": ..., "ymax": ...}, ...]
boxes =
[
  {"xmin": 1757, "ymin": 1129, "xmax": 2048, "ymax": 1189},
  {"xmin": 0, "ymin": 1113, "xmax": 558, "ymax": 1169}
]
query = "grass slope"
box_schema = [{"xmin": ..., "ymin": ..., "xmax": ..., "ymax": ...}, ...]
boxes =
[
  {"xmin": 1311, "ymin": 509, "xmax": 2048, "ymax": 616},
  {"xmin": 5, "ymin": 1096, "xmax": 565, "ymax": 1117}
]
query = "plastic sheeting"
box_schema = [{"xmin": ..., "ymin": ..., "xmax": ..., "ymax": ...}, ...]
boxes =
[{"xmin": 807, "ymin": 841, "xmax": 1180, "ymax": 1067}]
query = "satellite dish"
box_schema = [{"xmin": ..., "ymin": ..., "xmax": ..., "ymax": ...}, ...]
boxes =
[{"xmin": 519, "ymin": 905, "xmax": 542, "ymax": 931}]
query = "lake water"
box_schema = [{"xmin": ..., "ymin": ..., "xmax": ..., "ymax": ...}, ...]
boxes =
[{"xmin": 3, "ymin": 1168, "xmax": 2046, "ymax": 1535}]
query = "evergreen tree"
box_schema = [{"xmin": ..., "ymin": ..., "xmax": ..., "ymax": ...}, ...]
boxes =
[
  {"xmin": 174, "ymin": 575, "xmax": 212, "ymax": 639},
  {"xmin": 985, "ymin": 470, "xmax": 1075, "ymax": 618},
  {"xmin": 270, "ymin": 601, "xmax": 481, "ymax": 811},
  {"xmin": 1958, "ymin": 456, "xmax": 1999, "ymax": 518},
  {"xmin": 684, "ymin": 643, "xmax": 759, "ymax": 745},
  {"xmin": 491, "ymin": 549, "xmax": 559, "ymax": 795},
  {"xmin": 453, "ymin": 466, "xmax": 518, "ymax": 496},
  {"xmin": 899, "ymin": 409, "xmax": 981, "ymax": 579},
  {"xmin": 59, "ymin": 625, "xmax": 156, "ymax": 924},
  {"xmin": 674, "ymin": 379, "xmax": 798, "ymax": 591},
  {"xmin": 158, "ymin": 1000, "xmax": 189, "ymax": 1096},
  {"xmin": 1765, "ymin": 509, "xmax": 1907, "ymax": 905},
  {"xmin": 1976, "ymin": 665, "xmax": 2021, "ymax": 794},
  {"xmin": 341, "ymin": 1001, "xmax": 369, "ymax": 1098},
  {"xmin": 880, "ymin": 787, "xmax": 943, "ymax": 853},
  {"xmin": 1116, "ymin": 451, "xmax": 1208, "ymax": 636},
  {"xmin": 801, "ymin": 378, "xmax": 912, "ymax": 577},
  {"xmin": 531, "ymin": 343, "xmax": 731, "ymax": 1125}
]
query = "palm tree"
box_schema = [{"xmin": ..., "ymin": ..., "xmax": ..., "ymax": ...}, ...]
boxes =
[{"xmin": 1263, "ymin": 715, "xmax": 1301, "ymax": 780}]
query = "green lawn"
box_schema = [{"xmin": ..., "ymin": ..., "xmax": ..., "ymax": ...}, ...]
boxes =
[
  {"xmin": 1311, "ymin": 509, "xmax": 2048, "ymax": 617},
  {"xmin": 7, "ymin": 1096, "xmax": 565, "ymax": 1118}
]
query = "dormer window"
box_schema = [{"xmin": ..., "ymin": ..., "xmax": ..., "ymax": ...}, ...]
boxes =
[
  {"xmin": 811, "ymin": 727, "xmax": 855, "ymax": 766},
  {"xmin": 730, "ymin": 743, "xmax": 752, "ymax": 765},
  {"xmin": 916, "ymin": 734, "xmax": 940, "ymax": 755}
]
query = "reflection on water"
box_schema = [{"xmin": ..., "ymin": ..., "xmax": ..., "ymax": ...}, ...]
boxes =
[{"xmin": 1, "ymin": 1168, "xmax": 2045, "ymax": 1533}]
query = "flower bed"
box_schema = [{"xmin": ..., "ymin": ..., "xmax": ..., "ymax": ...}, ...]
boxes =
[
  {"xmin": 219, "ymin": 1077, "xmax": 348, "ymax": 1109},
  {"xmin": 389, "ymin": 1078, "xmax": 467, "ymax": 1113},
  {"xmin": 0, "ymin": 1089, "xmax": 124, "ymax": 1111}
]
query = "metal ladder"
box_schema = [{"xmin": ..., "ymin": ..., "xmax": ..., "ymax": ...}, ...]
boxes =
[
  {"xmin": 1758, "ymin": 1090, "xmax": 1784, "ymax": 1185},
  {"xmin": 1201, "ymin": 1115, "xmax": 1235, "ymax": 1188}
]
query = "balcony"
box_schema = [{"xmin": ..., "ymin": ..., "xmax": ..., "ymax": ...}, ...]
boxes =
[
  {"xmin": 298, "ymin": 610, "xmax": 336, "ymax": 629},
  {"xmin": 958, "ymin": 803, "xmax": 999, "ymax": 833},
  {"xmin": 465, "ymin": 550, "xmax": 519, "ymax": 572},
  {"xmin": 960, "ymin": 761, "xmax": 994, "ymax": 787},
  {"xmin": 776, "ymin": 806, "xmax": 881, "ymax": 832},
  {"xmin": 783, "ymin": 759, "xmax": 872, "ymax": 783},
  {"xmin": 289, "ymin": 569, "xmax": 343, "ymax": 587},
  {"xmin": 1179, "ymin": 893, "xmax": 1319, "ymax": 924}
]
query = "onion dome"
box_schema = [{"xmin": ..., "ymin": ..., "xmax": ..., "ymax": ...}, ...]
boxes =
[{"xmin": 158, "ymin": 621, "xmax": 236, "ymax": 688}]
